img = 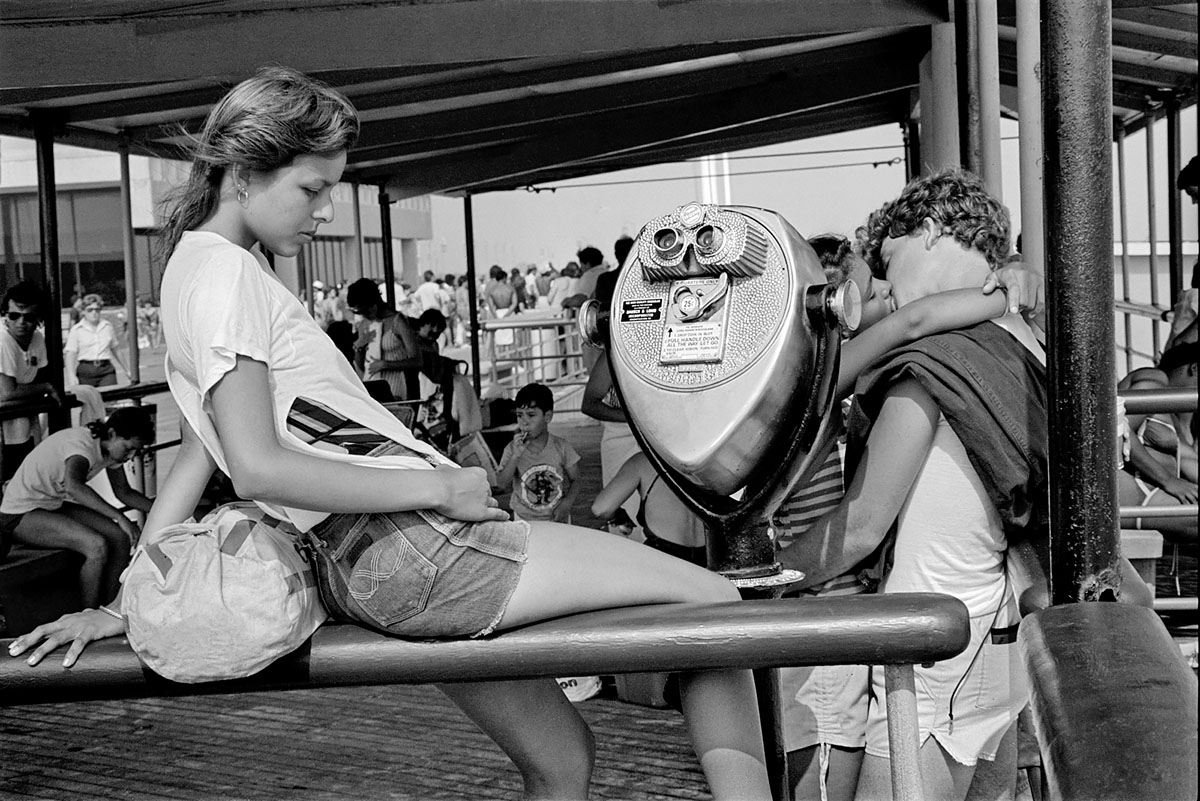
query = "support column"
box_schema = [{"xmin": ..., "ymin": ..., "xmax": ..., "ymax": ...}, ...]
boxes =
[
  {"xmin": 955, "ymin": 0, "xmax": 981, "ymax": 174},
  {"xmin": 1164, "ymin": 95, "xmax": 1183, "ymax": 302},
  {"xmin": 379, "ymin": 186, "xmax": 396, "ymax": 310},
  {"xmin": 976, "ymin": 0, "xmax": 1003, "ymax": 198},
  {"xmin": 33, "ymin": 114, "xmax": 67, "ymax": 430},
  {"xmin": 924, "ymin": 23, "xmax": 961, "ymax": 173},
  {"xmin": 1017, "ymin": 0, "xmax": 1044, "ymax": 273},
  {"xmin": 1042, "ymin": 0, "xmax": 1119, "ymax": 604},
  {"xmin": 350, "ymin": 182, "xmax": 364, "ymax": 280},
  {"xmin": 1145, "ymin": 107, "xmax": 1162, "ymax": 356},
  {"xmin": 464, "ymin": 195, "xmax": 482, "ymax": 398},
  {"xmin": 119, "ymin": 145, "xmax": 140, "ymax": 384},
  {"xmin": 1116, "ymin": 123, "xmax": 1134, "ymax": 376},
  {"xmin": 903, "ymin": 116, "xmax": 921, "ymax": 181}
]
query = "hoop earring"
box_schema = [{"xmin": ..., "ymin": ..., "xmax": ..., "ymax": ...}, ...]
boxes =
[{"xmin": 236, "ymin": 184, "xmax": 249, "ymax": 207}]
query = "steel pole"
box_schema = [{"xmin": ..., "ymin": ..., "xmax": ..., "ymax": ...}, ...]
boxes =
[
  {"xmin": 464, "ymin": 195, "xmax": 482, "ymax": 398},
  {"xmin": 1145, "ymin": 106, "xmax": 1162, "ymax": 357},
  {"xmin": 33, "ymin": 114, "xmax": 67, "ymax": 431},
  {"xmin": 955, "ymin": 0, "xmax": 981, "ymax": 174},
  {"xmin": 1016, "ymin": 0, "xmax": 1044, "ymax": 275},
  {"xmin": 1115, "ymin": 123, "xmax": 1134, "ymax": 375},
  {"xmin": 378, "ymin": 187, "xmax": 396, "ymax": 310},
  {"xmin": 1164, "ymin": 96, "xmax": 1182, "ymax": 303},
  {"xmin": 350, "ymin": 182, "xmax": 364, "ymax": 280},
  {"xmin": 1042, "ymin": 0, "xmax": 1120, "ymax": 604},
  {"xmin": 976, "ymin": 0, "xmax": 1003, "ymax": 198},
  {"xmin": 926, "ymin": 23, "xmax": 961, "ymax": 173},
  {"xmin": 118, "ymin": 145, "xmax": 140, "ymax": 384}
]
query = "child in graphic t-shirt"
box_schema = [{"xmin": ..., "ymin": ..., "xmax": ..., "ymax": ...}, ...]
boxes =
[{"xmin": 495, "ymin": 383, "xmax": 580, "ymax": 523}]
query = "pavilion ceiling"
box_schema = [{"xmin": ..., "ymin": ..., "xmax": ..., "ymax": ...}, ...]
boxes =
[{"xmin": 0, "ymin": 1, "xmax": 1194, "ymax": 199}]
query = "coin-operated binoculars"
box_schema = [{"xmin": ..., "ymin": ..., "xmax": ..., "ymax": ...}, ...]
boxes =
[{"xmin": 580, "ymin": 202, "xmax": 859, "ymax": 594}]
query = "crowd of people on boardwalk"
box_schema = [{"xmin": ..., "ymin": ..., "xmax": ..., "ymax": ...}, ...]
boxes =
[{"xmin": 2, "ymin": 67, "xmax": 1196, "ymax": 801}]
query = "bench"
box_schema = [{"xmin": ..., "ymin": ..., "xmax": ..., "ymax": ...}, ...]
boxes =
[
  {"xmin": 0, "ymin": 546, "xmax": 82, "ymax": 637},
  {"xmin": 2, "ymin": 593, "xmax": 970, "ymax": 801}
]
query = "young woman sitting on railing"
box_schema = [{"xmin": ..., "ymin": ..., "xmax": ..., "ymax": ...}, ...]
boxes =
[{"xmin": 8, "ymin": 67, "xmax": 773, "ymax": 801}]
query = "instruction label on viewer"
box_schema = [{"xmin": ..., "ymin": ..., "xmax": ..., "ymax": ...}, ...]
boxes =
[
  {"xmin": 620, "ymin": 298, "xmax": 663, "ymax": 322},
  {"xmin": 658, "ymin": 277, "xmax": 730, "ymax": 364}
]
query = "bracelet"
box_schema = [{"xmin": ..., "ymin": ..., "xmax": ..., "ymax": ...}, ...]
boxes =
[{"xmin": 98, "ymin": 605, "xmax": 124, "ymax": 621}]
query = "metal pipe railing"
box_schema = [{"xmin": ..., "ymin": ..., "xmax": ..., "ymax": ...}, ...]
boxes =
[{"xmin": 478, "ymin": 314, "xmax": 590, "ymax": 412}]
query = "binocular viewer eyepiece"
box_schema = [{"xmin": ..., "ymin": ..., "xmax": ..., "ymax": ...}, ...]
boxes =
[{"xmin": 579, "ymin": 202, "xmax": 860, "ymax": 588}]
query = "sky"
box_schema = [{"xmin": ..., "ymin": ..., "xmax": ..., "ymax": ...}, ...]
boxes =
[{"xmin": 417, "ymin": 109, "xmax": 1196, "ymax": 279}]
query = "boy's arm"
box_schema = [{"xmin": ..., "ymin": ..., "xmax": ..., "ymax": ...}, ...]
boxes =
[
  {"xmin": 494, "ymin": 439, "xmax": 521, "ymax": 489},
  {"xmin": 837, "ymin": 288, "xmax": 1007, "ymax": 400},
  {"xmin": 778, "ymin": 379, "xmax": 939, "ymax": 588}
]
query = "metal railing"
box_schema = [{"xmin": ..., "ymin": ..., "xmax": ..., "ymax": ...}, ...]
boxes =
[
  {"xmin": 1117, "ymin": 386, "xmax": 1197, "ymax": 612},
  {"xmin": 476, "ymin": 311, "xmax": 593, "ymax": 414},
  {"xmin": 0, "ymin": 380, "xmax": 177, "ymax": 497}
]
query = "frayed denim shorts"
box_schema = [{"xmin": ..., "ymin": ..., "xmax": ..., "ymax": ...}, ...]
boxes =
[{"xmin": 304, "ymin": 506, "xmax": 530, "ymax": 639}]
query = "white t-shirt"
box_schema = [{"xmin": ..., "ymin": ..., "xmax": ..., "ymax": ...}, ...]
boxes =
[
  {"xmin": 0, "ymin": 326, "xmax": 48, "ymax": 444},
  {"xmin": 65, "ymin": 319, "xmax": 120, "ymax": 361},
  {"xmin": 413, "ymin": 280, "xmax": 443, "ymax": 312},
  {"xmin": 161, "ymin": 231, "xmax": 455, "ymax": 532},
  {"xmin": 1, "ymin": 427, "xmax": 104, "ymax": 514}
]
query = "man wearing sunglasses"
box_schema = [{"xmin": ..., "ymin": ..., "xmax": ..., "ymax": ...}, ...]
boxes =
[{"xmin": 0, "ymin": 281, "xmax": 60, "ymax": 482}]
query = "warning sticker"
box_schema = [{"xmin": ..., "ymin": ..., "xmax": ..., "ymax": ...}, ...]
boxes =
[
  {"xmin": 620, "ymin": 298, "xmax": 663, "ymax": 322},
  {"xmin": 660, "ymin": 322, "xmax": 725, "ymax": 363},
  {"xmin": 658, "ymin": 277, "xmax": 731, "ymax": 364}
]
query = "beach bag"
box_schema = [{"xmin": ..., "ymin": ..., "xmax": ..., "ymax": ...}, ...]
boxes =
[{"xmin": 122, "ymin": 503, "xmax": 327, "ymax": 684}]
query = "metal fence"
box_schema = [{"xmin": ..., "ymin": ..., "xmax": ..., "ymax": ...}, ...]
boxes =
[{"xmin": 476, "ymin": 311, "xmax": 593, "ymax": 414}]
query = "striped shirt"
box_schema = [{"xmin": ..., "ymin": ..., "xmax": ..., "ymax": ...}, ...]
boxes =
[{"xmin": 773, "ymin": 437, "xmax": 866, "ymax": 596}]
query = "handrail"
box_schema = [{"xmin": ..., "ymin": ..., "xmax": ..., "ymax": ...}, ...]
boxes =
[
  {"xmin": 0, "ymin": 381, "xmax": 173, "ymax": 424},
  {"xmin": 1118, "ymin": 386, "xmax": 1197, "ymax": 414},
  {"xmin": 0, "ymin": 594, "xmax": 970, "ymax": 705},
  {"xmin": 98, "ymin": 381, "xmax": 170, "ymax": 403},
  {"xmin": 1113, "ymin": 299, "xmax": 1170, "ymax": 320}
]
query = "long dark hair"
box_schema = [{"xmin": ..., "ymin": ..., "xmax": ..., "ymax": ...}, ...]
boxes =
[
  {"xmin": 87, "ymin": 407, "xmax": 156, "ymax": 445},
  {"xmin": 158, "ymin": 66, "xmax": 359, "ymax": 263}
]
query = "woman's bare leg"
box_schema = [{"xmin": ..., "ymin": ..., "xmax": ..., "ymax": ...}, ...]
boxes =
[
  {"xmin": 13, "ymin": 510, "xmax": 111, "ymax": 608},
  {"xmin": 57, "ymin": 503, "xmax": 132, "ymax": 601},
  {"xmin": 498, "ymin": 522, "xmax": 771, "ymax": 800},
  {"xmin": 439, "ymin": 678, "xmax": 594, "ymax": 800}
]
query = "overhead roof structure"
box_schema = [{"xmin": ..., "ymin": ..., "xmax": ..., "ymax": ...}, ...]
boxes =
[{"xmin": 0, "ymin": 1, "xmax": 1195, "ymax": 200}]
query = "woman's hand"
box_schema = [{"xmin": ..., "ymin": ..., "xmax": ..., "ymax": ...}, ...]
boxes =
[
  {"xmin": 983, "ymin": 262, "xmax": 1045, "ymax": 316},
  {"xmin": 431, "ymin": 465, "xmax": 509, "ymax": 522},
  {"xmin": 116, "ymin": 516, "xmax": 141, "ymax": 551},
  {"xmin": 7, "ymin": 609, "xmax": 126, "ymax": 668}
]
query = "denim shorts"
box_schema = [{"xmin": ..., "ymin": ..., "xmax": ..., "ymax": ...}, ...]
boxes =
[{"xmin": 304, "ymin": 507, "xmax": 530, "ymax": 639}]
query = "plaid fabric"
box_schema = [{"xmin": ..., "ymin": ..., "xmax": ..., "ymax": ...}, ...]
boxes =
[{"xmin": 287, "ymin": 396, "xmax": 401, "ymax": 456}]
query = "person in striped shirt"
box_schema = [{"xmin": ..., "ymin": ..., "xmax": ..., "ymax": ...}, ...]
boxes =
[{"xmin": 778, "ymin": 234, "xmax": 1041, "ymax": 801}]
